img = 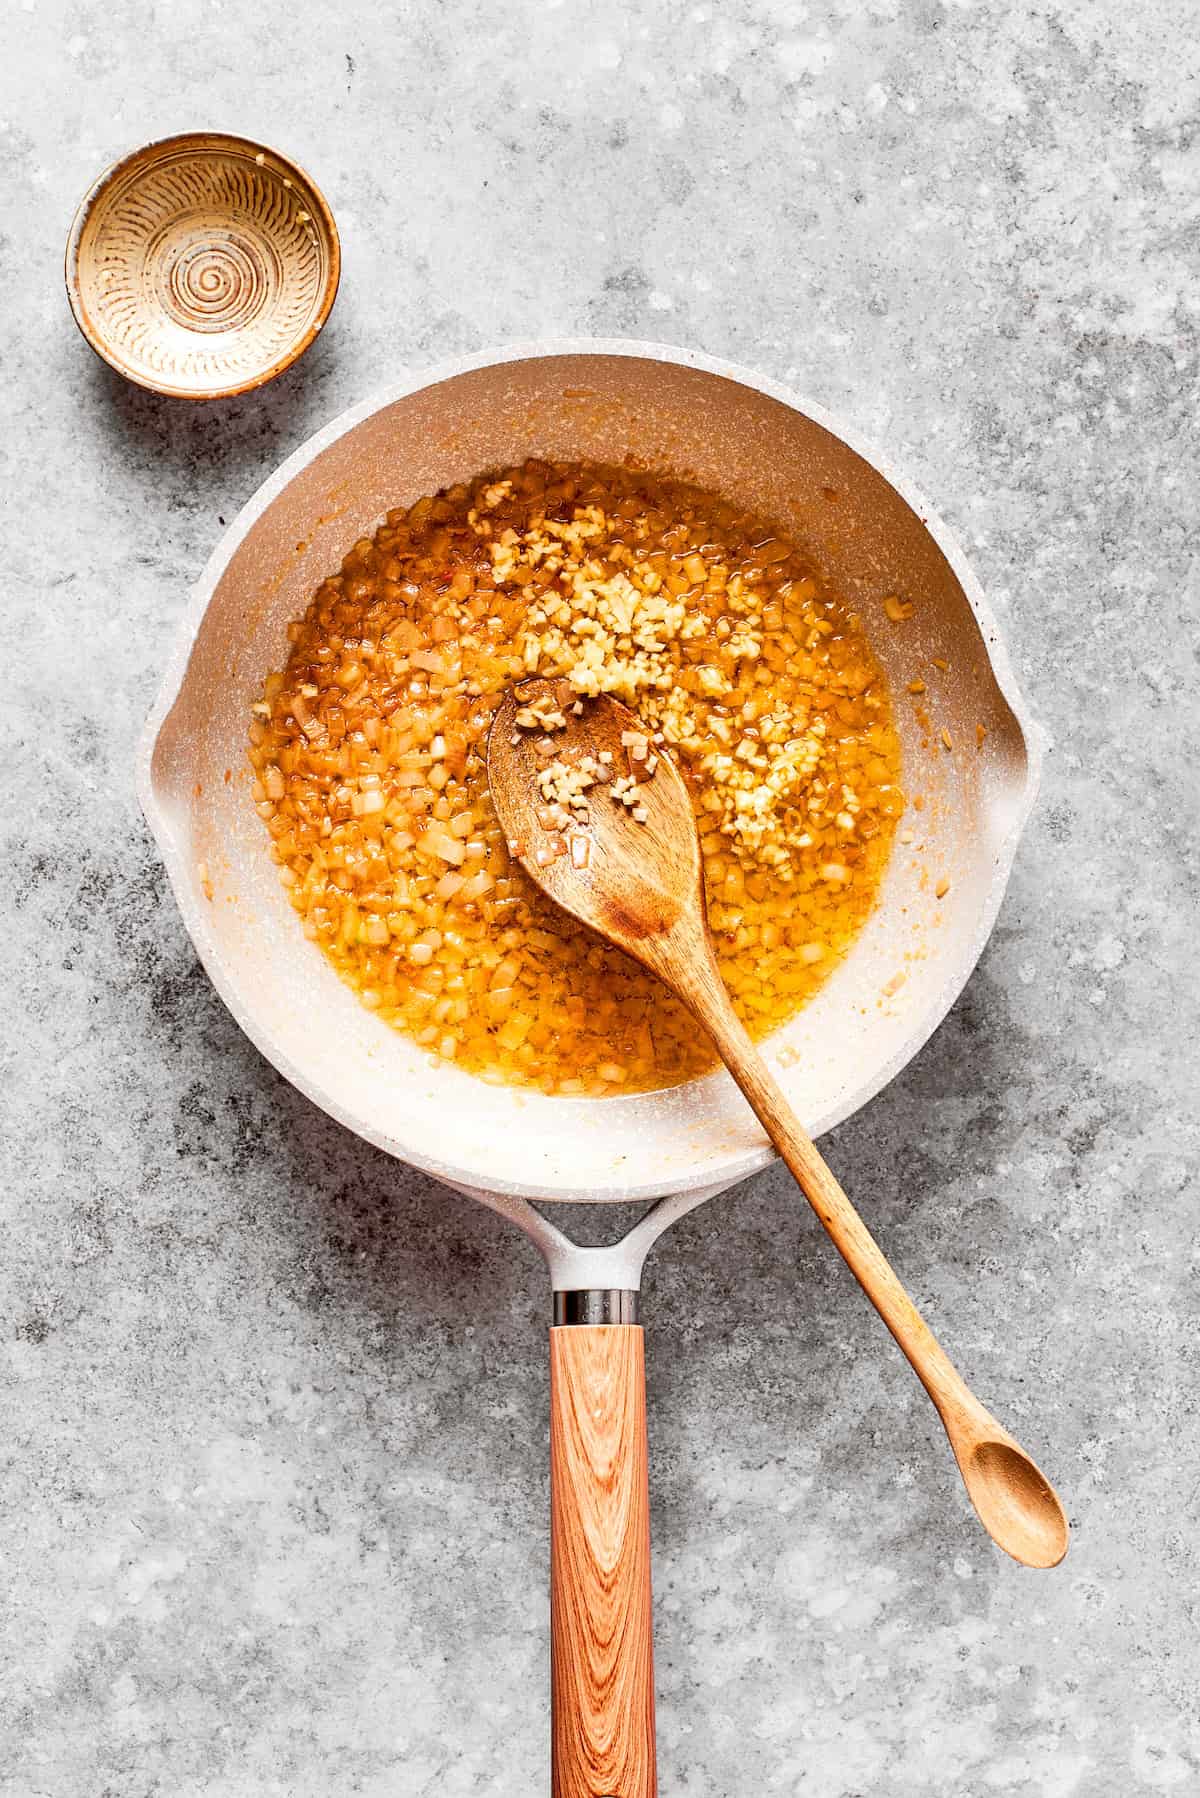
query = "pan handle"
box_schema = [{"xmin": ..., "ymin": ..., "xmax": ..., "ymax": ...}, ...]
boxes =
[{"xmin": 550, "ymin": 1293, "xmax": 657, "ymax": 1798}]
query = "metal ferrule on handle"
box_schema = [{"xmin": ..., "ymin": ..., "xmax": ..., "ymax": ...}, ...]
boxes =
[{"xmin": 553, "ymin": 1289, "xmax": 641, "ymax": 1326}]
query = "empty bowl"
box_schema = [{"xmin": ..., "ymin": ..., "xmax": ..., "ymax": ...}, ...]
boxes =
[{"xmin": 65, "ymin": 131, "xmax": 340, "ymax": 400}]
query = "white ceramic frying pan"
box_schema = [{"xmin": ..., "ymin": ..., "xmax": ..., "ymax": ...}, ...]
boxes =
[{"xmin": 138, "ymin": 342, "xmax": 1044, "ymax": 1796}]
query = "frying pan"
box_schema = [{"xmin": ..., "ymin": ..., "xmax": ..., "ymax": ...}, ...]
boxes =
[{"xmin": 137, "ymin": 341, "xmax": 1044, "ymax": 1795}]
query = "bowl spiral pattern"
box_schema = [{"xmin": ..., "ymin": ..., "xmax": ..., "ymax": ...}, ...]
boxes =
[{"xmin": 67, "ymin": 135, "xmax": 339, "ymax": 399}]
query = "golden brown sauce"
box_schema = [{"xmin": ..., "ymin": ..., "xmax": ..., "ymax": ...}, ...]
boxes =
[{"xmin": 248, "ymin": 461, "xmax": 903, "ymax": 1094}]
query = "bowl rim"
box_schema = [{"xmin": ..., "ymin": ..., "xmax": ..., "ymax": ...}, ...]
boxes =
[
  {"xmin": 64, "ymin": 129, "xmax": 342, "ymax": 402},
  {"xmin": 137, "ymin": 338, "xmax": 1048, "ymax": 1203}
]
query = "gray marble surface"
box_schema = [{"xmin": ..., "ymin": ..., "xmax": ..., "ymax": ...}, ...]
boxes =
[{"xmin": 3, "ymin": 2, "xmax": 1198, "ymax": 1792}]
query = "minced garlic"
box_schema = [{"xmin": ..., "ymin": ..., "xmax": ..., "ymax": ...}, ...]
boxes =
[
  {"xmin": 479, "ymin": 500, "xmax": 869, "ymax": 873},
  {"xmin": 537, "ymin": 755, "xmax": 600, "ymax": 815}
]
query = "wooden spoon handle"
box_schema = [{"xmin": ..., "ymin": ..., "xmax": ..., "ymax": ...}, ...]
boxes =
[
  {"xmin": 672, "ymin": 950, "xmax": 1066, "ymax": 1566},
  {"xmin": 550, "ymin": 1325, "xmax": 657, "ymax": 1798},
  {"xmin": 674, "ymin": 953, "xmax": 965, "ymax": 1396},
  {"xmin": 694, "ymin": 970, "xmax": 1072, "ymax": 1560}
]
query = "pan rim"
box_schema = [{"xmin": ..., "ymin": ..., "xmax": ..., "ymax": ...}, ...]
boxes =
[{"xmin": 136, "ymin": 337, "xmax": 1046, "ymax": 1204}]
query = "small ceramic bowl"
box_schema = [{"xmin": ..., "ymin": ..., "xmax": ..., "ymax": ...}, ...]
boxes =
[{"xmin": 65, "ymin": 132, "xmax": 340, "ymax": 401}]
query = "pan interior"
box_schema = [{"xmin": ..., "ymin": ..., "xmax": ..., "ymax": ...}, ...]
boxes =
[{"xmin": 144, "ymin": 349, "xmax": 1036, "ymax": 1202}]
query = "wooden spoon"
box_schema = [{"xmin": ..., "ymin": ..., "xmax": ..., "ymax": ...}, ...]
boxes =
[{"xmin": 488, "ymin": 677, "xmax": 1069, "ymax": 1572}]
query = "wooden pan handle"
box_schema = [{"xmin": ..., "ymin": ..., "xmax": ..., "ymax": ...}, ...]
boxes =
[{"xmin": 550, "ymin": 1325, "xmax": 657, "ymax": 1798}]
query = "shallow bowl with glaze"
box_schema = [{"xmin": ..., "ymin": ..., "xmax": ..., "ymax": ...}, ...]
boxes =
[{"xmin": 66, "ymin": 131, "xmax": 340, "ymax": 400}]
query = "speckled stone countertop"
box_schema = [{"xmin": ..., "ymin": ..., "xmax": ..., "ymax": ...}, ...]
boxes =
[{"xmin": 2, "ymin": 3, "xmax": 1198, "ymax": 1793}]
